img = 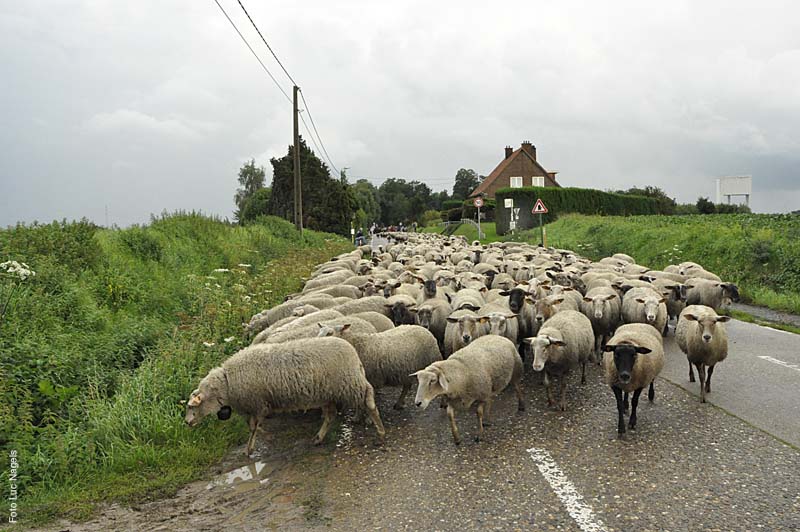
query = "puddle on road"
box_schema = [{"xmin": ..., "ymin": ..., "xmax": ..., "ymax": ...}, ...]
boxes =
[{"xmin": 206, "ymin": 461, "xmax": 270, "ymax": 493}]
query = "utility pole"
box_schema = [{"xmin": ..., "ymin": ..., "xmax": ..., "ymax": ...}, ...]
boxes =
[{"xmin": 293, "ymin": 85, "xmax": 303, "ymax": 232}]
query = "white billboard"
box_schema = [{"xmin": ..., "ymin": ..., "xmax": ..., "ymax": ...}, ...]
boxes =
[{"xmin": 716, "ymin": 176, "xmax": 752, "ymax": 205}]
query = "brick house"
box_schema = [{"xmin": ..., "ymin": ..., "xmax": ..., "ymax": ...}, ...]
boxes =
[{"xmin": 470, "ymin": 141, "xmax": 560, "ymax": 199}]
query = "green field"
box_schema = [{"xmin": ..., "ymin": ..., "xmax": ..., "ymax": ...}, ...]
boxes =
[
  {"xmin": 516, "ymin": 213, "xmax": 800, "ymax": 314},
  {"xmin": 0, "ymin": 213, "xmax": 351, "ymax": 524}
]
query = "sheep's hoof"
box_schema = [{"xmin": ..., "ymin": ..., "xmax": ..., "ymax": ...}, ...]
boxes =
[
  {"xmin": 559, "ymin": 404, "xmax": 567, "ymax": 412},
  {"xmin": 518, "ymin": 404, "xmax": 526, "ymax": 412},
  {"xmin": 482, "ymin": 421, "xmax": 493, "ymax": 427},
  {"xmin": 474, "ymin": 436, "xmax": 481, "ymax": 443},
  {"xmin": 453, "ymin": 439, "xmax": 461, "ymax": 446},
  {"xmin": 311, "ymin": 436, "xmax": 324, "ymax": 446},
  {"xmin": 689, "ymin": 375, "xmax": 695, "ymax": 383}
]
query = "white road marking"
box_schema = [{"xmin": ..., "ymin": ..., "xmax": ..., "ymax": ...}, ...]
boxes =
[
  {"xmin": 527, "ymin": 447, "xmax": 608, "ymax": 532},
  {"xmin": 758, "ymin": 355, "xmax": 800, "ymax": 372}
]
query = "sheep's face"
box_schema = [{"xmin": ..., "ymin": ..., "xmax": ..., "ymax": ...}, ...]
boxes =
[
  {"xmin": 683, "ymin": 313, "xmax": 731, "ymax": 343},
  {"xmin": 412, "ymin": 368, "xmax": 446, "ymax": 409},
  {"xmin": 535, "ymin": 297, "xmax": 563, "ymax": 324},
  {"xmin": 720, "ymin": 283, "xmax": 740, "ymax": 306},
  {"xmin": 583, "ymin": 294, "xmax": 616, "ymax": 319},
  {"xmin": 604, "ymin": 344, "xmax": 651, "ymax": 384},
  {"xmin": 524, "ymin": 334, "xmax": 566, "ymax": 372},
  {"xmin": 382, "ymin": 282, "xmax": 401, "ymax": 298},
  {"xmin": 484, "ymin": 313, "xmax": 517, "ymax": 337},
  {"xmin": 500, "ymin": 288, "xmax": 527, "ymax": 313},
  {"xmin": 416, "ymin": 307, "xmax": 434, "ymax": 329},
  {"xmin": 447, "ymin": 315, "xmax": 482, "ymax": 345},
  {"xmin": 185, "ymin": 369, "xmax": 228, "ymax": 427},
  {"xmin": 423, "ymin": 280, "xmax": 438, "ymax": 298},
  {"xmin": 386, "ymin": 302, "xmax": 416, "ymax": 326},
  {"xmin": 635, "ymin": 296, "xmax": 666, "ymax": 322}
]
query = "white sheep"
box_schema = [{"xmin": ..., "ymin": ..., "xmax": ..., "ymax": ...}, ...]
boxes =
[
  {"xmin": 185, "ymin": 337, "xmax": 386, "ymax": 455},
  {"xmin": 411, "ymin": 335, "xmax": 524, "ymax": 445},
  {"xmin": 444, "ymin": 309, "xmax": 486, "ymax": 357},
  {"xmin": 621, "ymin": 286, "xmax": 668, "ymax": 336},
  {"xmin": 685, "ymin": 279, "xmax": 740, "ymax": 311},
  {"xmin": 579, "ymin": 287, "xmax": 621, "ymax": 360},
  {"xmin": 675, "ymin": 305, "xmax": 731, "ymax": 403}
]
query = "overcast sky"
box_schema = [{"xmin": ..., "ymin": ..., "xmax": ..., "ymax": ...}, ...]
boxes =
[{"xmin": 2, "ymin": 1, "xmax": 799, "ymax": 227}]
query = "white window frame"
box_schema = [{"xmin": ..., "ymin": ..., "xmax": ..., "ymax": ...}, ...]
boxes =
[
  {"xmin": 510, "ymin": 176, "xmax": 523, "ymax": 188},
  {"xmin": 532, "ymin": 176, "xmax": 545, "ymax": 187}
]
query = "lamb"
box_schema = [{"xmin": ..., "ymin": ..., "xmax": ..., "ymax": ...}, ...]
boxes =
[
  {"xmin": 350, "ymin": 311, "xmax": 395, "ymax": 332},
  {"xmin": 675, "ymin": 305, "xmax": 731, "ymax": 403},
  {"xmin": 579, "ymin": 287, "xmax": 621, "ymax": 360},
  {"xmin": 444, "ymin": 309, "xmax": 486, "ymax": 357},
  {"xmin": 185, "ymin": 337, "xmax": 385, "ymax": 455},
  {"xmin": 534, "ymin": 293, "xmax": 580, "ymax": 326},
  {"xmin": 651, "ymin": 278, "xmax": 687, "ymax": 326},
  {"xmin": 498, "ymin": 287, "xmax": 536, "ymax": 341},
  {"xmin": 318, "ymin": 324, "xmax": 441, "ymax": 410},
  {"xmin": 603, "ymin": 323, "xmax": 665, "ymax": 434},
  {"xmin": 621, "ymin": 286, "xmax": 668, "ymax": 336},
  {"xmin": 411, "ymin": 335, "xmax": 524, "ymax": 445},
  {"xmin": 685, "ymin": 279, "xmax": 740, "ymax": 311},
  {"xmin": 523, "ymin": 310, "xmax": 594, "ymax": 411}
]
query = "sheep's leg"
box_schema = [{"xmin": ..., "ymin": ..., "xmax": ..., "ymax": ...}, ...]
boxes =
[
  {"xmin": 623, "ymin": 391, "xmax": 629, "ymax": 413},
  {"xmin": 313, "ymin": 403, "xmax": 337, "ymax": 445},
  {"xmin": 514, "ymin": 380, "xmax": 526, "ymax": 412},
  {"xmin": 662, "ymin": 321, "xmax": 669, "ymax": 337},
  {"xmin": 246, "ymin": 416, "xmax": 260, "ymax": 456},
  {"xmin": 628, "ymin": 388, "xmax": 643, "ymax": 430},
  {"xmin": 707, "ymin": 364, "xmax": 716, "ymax": 391},
  {"xmin": 612, "ymin": 385, "xmax": 626, "ymax": 435},
  {"xmin": 558, "ymin": 375, "xmax": 568, "ymax": 411},
  {"xmin": 482, "ymin": 399, "xmax": 494, "ymax": 425},
  {"xmin": 580, "ymin": 360, "xmax": 587, "ymax": 385},
  {"xmin": 688, "ymin": 361, "xmax": 696, "ymax": 382},
  {"xmin": 447, "ymin": 405, "xmax": 461, "ymax": 445},
  {"xmin": 365, "ymin": 384, "xmax": 386, "ymax": 443},
  {"xmin": 394, "ymin": 382, "xmax": 410, "ymax": 410},
  {"xmin": 695, "ymin": 363, "xmax": 707, "ymax": 403},
  {"xmin": 475, "ymin": 403, "xmax": 485, "ymax": 442},
  {"xmin": 648, "ymin": 380, "xmax": 655, "ymax": 402},
  {"xmin": 545, "ymin": 373, "xmax": 555, "ymax": 407}
]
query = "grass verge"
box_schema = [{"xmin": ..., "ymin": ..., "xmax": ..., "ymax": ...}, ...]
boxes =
[{"xmin": 0, "ymin": 213, "xmax": 351, "ymax": 526}]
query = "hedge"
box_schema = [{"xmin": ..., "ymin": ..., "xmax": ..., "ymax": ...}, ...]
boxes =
[{"xmin": 495, "ymin": 186, "xmax": 661, "ymax": 235}]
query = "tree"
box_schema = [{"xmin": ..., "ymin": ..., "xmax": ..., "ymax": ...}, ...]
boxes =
[
  {"xmin": 452, "ymin": 168, "xmax": 482, "ymax": 199},
  {"xmin": 268, "ymin": 138, "xmax": 356, "ymax": 235},
  {"xmin": 239, "ymin": 187, "xmax": 272, "ymax": 223},
  {"xmin": 352, "ymin": 179, "xmax": 381, "ymax": 226},
  {"xmin": 696, "ymin": 196, "xmax": 716, "ymax": 214},
  {"xmin": 233, "ymin": 159, "xmax": 266, "ymax": 221},
  {"xmin": 615, "ymin": 185, "xmax": 677, "ymax": 215}
]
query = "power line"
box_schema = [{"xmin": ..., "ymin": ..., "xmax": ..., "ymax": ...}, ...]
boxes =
[
  {"xmin": 213, "ymin": 0, "xmax": 292, "ymax": 104},
  {"xmin": 299, "ymin": 89, "xmax": 340, "ymax": 176},
  {"xmin": 235, "ymin": 0, "xmax": 297, "ymax": 87}
]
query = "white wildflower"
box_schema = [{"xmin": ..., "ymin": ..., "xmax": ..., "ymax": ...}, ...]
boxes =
[
  {"xmin": 224, "ymin": 336, "xmax": 235, "ymax": 343},
  {"xmin": 202, "ymin": 341, "xmax": 215, "ymax": 347},
  {"xmin": 215, "ymin": 284, "xmax": 221, "ymax": 289},
  {"xmin": 243, "ymin": 295, "xmax": 251, "ymax": 301},
  {"xmin": 213, "ymin": 268, "xmax": 230, "ymax": 273},
  {"xmin": 1, "ymin": 260, "xmax": 36, "ymax": 281},
  {"xmin": 238, "ymin": 263, "xmax": 252, "ymax": 268}
]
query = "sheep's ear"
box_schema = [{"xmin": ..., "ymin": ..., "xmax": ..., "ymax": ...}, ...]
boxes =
[
  {"xmin": 552, "ymin": 297, "xmax": 564, "ymax": 304},
  {"xmin": 384, "ymin": 303, "xmax": 394, "ymax": 308},
  {"xmin": 446, "ymin": 316, "xmax": 459, "ymax": 323},
  {"xmin": 603, "ymin": 344, "xmax": 616, "ymax": 352},
  {"xmin": 635, "ymin": 346, "xmax": 652, "ymax": 354},
  {"xmin": 466, "ymin": 304, "xmax": 481, "ymax": 311},
  {"xmin": 188, "ymin": 392, "xmax": 203, "ymax": 406},
  {"xmin": 479, "ymin": 287, "xmax": 488, "ymax": 293},
  {"xmin": 525, "ymin": 296, "xmax": 535, "ymax": 303},
  {"xmin": 506, "ymin": 314, "xmax": 518, "ymax": 320},
  {"xmin": 478, "ymin": 316, "xmax": 490, "ymax": 324},
  {"xmin": 498, "ymin": 290, "xmax": 510, "ymax": 296},
  {"xmin": 546, "ymin": 271, "xmax": 555, "ymax": 279},
  {"xmin": 522, "ymin": 337, "xmax": 534, "ymax": 344},
  {"xmin": 409, "ymin": 308, "xmax": 418, "ymax": 313},
  {"xmin": 635, "ymin": 298, "xmax": 646, "ymax": 304},
  {"xmin": 438, "ymin": 372, "xmax": 449, "ymax": 393},
  {"xmin": 550, "ymin": 339, "xmax": 566, "ymax": 347},
  {"xmin": 317, "ymin": 322, "xmax": 324, "ymax": 328},
  {"xmin": 683, "ymin": 313, "xmax": 698, "ymax": 321},
  {"xmin": 583, "ymin": 297, "xmax": 593, "ymax": 303},
  {"xmin": 340, "ymin": 323, "xmax": 351, "ymax": 332},
  {"xmin": 716, "ymin": 316, "xmax": 732, "ymax": 323},
  {"xmin": 409, "ymin": 370, "xmax": 422, "ymax": 378},
  {"xmin": 659, "ymin": 297, "xmax": 667, "ymax": 304},
  {"xmin": 604, "ymin": 294, "xmax": 617, "ymax": 301},
  {"xmin": 563, "ymin": 287, "xmax": 574, "ymax": 292}
]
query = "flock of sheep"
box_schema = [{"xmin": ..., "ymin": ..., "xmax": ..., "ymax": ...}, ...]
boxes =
[{"xmin": 185, "ymin": 233, "xmax": 739, "ymax": 452}]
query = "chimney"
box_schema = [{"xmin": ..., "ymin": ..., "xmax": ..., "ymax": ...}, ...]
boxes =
[
  {"xmin": 504, "ymin": 145, "xmax": 513, "ymax": 159},
  {"xmin": 521, "ymin": 141, "xmax": 536, "ymax": 161}
]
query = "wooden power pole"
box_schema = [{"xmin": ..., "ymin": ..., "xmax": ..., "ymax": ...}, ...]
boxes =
[{"xmin": 293, "ymin": 85, "xmax": 303, "ymax": 232}]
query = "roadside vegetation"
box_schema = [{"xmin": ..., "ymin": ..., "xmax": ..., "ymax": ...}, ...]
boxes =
[
  {"xmin": 514, "ymin": 213, "xmax": 800, "ymax": 314},
  {"xmin": 0, "ymin": 213, "xmax": 351, "ymax": 524}
]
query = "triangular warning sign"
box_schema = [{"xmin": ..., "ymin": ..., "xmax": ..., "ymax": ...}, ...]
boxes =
[{"xmin": 532, "ymin": 198, "xmax": 548, "ymax": 214}]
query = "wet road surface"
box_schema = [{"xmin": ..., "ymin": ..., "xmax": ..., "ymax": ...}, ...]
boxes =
[{"xmin": 44, "ymin": 319, "xmax": 800, "ymax": 532}]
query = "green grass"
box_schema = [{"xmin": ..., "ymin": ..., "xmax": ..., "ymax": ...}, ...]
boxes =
[
  {"xmin": 452, "ymin": 222, "xmax": 500, "ymax": 243},
  {"xmin": 0, "ymin": 213, "xmax": 352, "ymax": 525},
  {"xmin": 420, "ymin": 224, "xmax": 444, "ymax": 234},
  {"xmin": 509, "ymin": 213, "xmax": 800, "ymax": 314}
]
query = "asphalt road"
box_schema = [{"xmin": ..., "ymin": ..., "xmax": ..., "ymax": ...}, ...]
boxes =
[{"xmin": 45, "ymin": 319, "xmax": 800, "ymax": 532}]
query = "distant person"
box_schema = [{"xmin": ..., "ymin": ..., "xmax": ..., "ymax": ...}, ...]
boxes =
[
  {"xmin": 355, "ymin": 228, "xmax": 365, "ymax": 246},
  {"xmin": 412, "ymin": 221, "xmax": 418, "ymax": 232}
]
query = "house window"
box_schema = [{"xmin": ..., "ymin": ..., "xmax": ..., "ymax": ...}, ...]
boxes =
[
  {"xmin": 532, "ymin": 176, "xmax": 545, "ymax": 187},
  {"xmin": 510, "ymin": 176, "xmax": 523, "ymax": 188}
]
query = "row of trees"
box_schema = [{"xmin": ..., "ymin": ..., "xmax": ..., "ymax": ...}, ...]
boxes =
[{"xmin": 233, "ymin": 140, "xmax": 484, "ymax": 234}]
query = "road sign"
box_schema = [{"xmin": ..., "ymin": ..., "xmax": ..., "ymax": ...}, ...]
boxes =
[
  {"xmin": 473, "ymin": 197, "xmax": 484, "ymax": 208},
  {"xmin": 532, "ymin": 198, "xmax": 548, "ymax": 214}
]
